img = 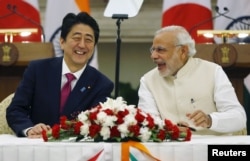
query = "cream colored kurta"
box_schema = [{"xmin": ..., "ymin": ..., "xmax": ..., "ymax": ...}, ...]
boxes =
[{"xmin": 140, "ymin": 57, "xmax": 246, "ymax": 135}]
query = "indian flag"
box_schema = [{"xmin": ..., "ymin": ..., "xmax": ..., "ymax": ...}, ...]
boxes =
[
  {"xmin": 44, "ymin": 0, "xmax": 98, "ymax": 69},
  {"xmin": 214, "ymin": 0, "xmax": 250, "ymax": 43}
]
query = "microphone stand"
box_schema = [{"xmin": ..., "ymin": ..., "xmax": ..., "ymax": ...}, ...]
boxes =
[
  {"xmin": 112, "ymin": 14, "xmax": 128, "ymax": 98},
  {"xmin": 215, "ymin": 7, "xmax": 250, "ymax": 27},
  {"xmin": 188, "ymin": 6, "xmax": 229, "ymax": 35},
  {"xmin": 215, "ymin": 6, "xmax": 250, "ymax": 43}
]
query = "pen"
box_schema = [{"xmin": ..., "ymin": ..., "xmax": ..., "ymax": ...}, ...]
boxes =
[
  {"xmin": 177, "ymin": 123, "xmax": 196, "ymax": 132},
  {"xmin": 191, "ymin": 98, "xmax": 196, "ymax": 108}
]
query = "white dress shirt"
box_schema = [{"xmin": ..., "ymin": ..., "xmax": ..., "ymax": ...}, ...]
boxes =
[{"xmin": 61, "ymin": 58, "xmax": 86, "ymax": 90}]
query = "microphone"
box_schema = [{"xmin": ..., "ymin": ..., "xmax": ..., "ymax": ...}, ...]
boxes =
[
  {"xmin": 0, "ymin": 6, "xmax": 13, "ymax": 19},
  {"xmin": 6, "ymin": 4, "xmax": 45, "ymax": 42},
  {"xmin": 188, "ymin": 6, "xmax": 229, "ymax": 34},
  {"xmin": 215, "ymin": 6, "xmax": 250, "ymax": 27}
]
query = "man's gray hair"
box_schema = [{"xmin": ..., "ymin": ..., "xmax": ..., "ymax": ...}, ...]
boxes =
[{"xmin": 155, "ymin": 25, "xmax": 196, "ymax": 57}]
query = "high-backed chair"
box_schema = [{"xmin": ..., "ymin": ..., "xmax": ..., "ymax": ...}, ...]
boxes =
[{"xmin": 0, "ymin": 93, "xmax": 15, "ymax": 134}]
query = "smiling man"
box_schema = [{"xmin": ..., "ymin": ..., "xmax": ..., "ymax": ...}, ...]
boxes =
[
  {"xmin": 138, "ymin": 25, "xmax": 246, "ymax": 136},
  {"xmin": 6, "ymin": 12, "xmax": 114, "ymax": 138}
]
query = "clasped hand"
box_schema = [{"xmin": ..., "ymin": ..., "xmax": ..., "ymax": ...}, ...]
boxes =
[
  {"xmin": 178, "ymin": 110, "xmax": 211, "ymax": 132},
  {"xmin": 186, "ymin": 109, "xmax": 211, "ymax": 128},
  {"xmin": 27, "ymin": 123, "xmax": 51, "ymax": 138}
]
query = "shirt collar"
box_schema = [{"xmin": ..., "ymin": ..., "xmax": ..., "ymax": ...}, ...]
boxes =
[{"xmin": 62, "ymin": 59, "xmax": 86, "ymax": 80}]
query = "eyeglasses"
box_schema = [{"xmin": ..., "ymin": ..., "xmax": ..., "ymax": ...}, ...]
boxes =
[
  {"xmin": 149, "ymin": 46, "xmax": 166, "ymax": 54},
  {"xmin": 149, "ymin": 44, "xmax": 183, "ymax": 54}
]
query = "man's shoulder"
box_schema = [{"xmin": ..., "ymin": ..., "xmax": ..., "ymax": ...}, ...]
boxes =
[
  {"xmin": 29, "ymin": 57, "xmax": 62, "ymax": 66},
  {"xmin": 192, "ymin": 58, "xmax": 221, "ymax": 77},
  {"xmin": 193, "ymin": 57, "xmax": 220, "ymax": 68},
  {"xmin": 85, "ymin": 65, "xmax": 113, "ymax": 83}
]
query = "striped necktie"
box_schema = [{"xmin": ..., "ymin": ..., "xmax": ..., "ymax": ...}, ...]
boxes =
[{"xmin": 60, "ymin": 73, "xmax": 75, "ymax": 112}]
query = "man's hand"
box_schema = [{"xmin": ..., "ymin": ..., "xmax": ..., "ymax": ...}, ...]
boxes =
[
  {"xmin": 27, "ymin": 123, "xmax": 51, "ymax": 138},
  {"xmin": 186, "ymin": 110, "xmax": 211, "ymax": 128},
  {"xmin": 177, "ymin": 121, "xmax": 196, "ymax": 132}
]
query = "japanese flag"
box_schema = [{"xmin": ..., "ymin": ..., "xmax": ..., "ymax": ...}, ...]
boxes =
[
  {"xmin": 0, "ymin": 0, "xmax": 42, "ymax": 42},
  {"xmin": 162, "ymin": 0, "xmax": 213, "ymax": 43}
]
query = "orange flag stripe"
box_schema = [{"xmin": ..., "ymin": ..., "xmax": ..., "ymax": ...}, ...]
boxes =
[
  {"xmin": 121, "ymin": 141, "xmax": 161, "ymax": 161},
  {"xmin": 75, "ymin": 0, "xmax": 90, "ymax": 13}
]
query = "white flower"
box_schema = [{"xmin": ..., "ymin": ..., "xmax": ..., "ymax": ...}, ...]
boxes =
[
  {"xmin": 141, "ymin": 119, "xmax": 149, "ymax": 127},
  {"xmin": 100, "ymin": 97, "xmax": 128, "ymax": 111},
  {"xmin": 100, "ymin": 126, "xmax": 110, "ymax": 140},
  {"xmin": 102, "ymin": 115, "xmax": 117, "ymax": 127},
  {"xmin": 125, "ymin": 105, "xmax": 137, "ymax": 114},
  {"xmin": 118, "ymin": 124, "xmax": 129, "ymax": 138},
  {"xmin": 77, "ymin": 111, "xmax": 89, "ymax": 122},
  {"xmin": 96, "ymin": 111, "xmax": 107, "ymax": 124},
  {"xmin": 80, "ymin": 123, "xmax": 90, "ymax": 136},
  {"xmin": 153, "ymin": 116, "xmax": 164, "ymax": 129},
  {"xmin": 139, "ymin": 127, "xmax": 152, "ymax": 142},
  {"xmin": 95, "ymin": 110, "xmax": 117, "ymax": 127},
  {"xmin": 124, "ymin": 114, "xmax": 137, "ymax": 126}
]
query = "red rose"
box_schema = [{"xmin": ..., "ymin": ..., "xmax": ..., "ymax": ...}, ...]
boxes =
[
  {"xmin": 157, "ymin": 129, "xmax": 166, "ymax": 141},
  {"xmin": 116, "ymin": 116, "xmax": 124, "ymax": 124},
  {"xmin": 185, "ymin": 129, "xmax": 192, "ymax": 141},
  {"xmin": 164, "ymin": 119, "xmax": 174, "ymax": 131},
  {"xmin": 116, "ymin": 109, "xmax": 129, "ymax": 124},
  {"xmin": 117, "ymin": 109, "xmax": 129, "ymax": 118},
  {"xmin": 60, "ymin": 116, "xmax": 71, "ymax": 130},
  {"xmin": 171, "ymin": 125, "xmax": 180, "ymax": 140},
  {"xmin": 89, "ymin": 124, "xmax": 101, "ymax": 138},
  {"xmin": 89, "ymin": 110, "xmax": 99, "ymax": 121},
  {"xmin": 128, "ymin": 125, "xmax": 140, "ymax": 136},
  {"xmin": 103, "ymin": 109, "xmax": 114, "ymax": 115},
  {"xmin": 146, "ymin": 114, "xmax": 155, "ymax": 129},
  {"xmin": 135, "ymin": 110, "xmax": 145, "ymax": 123},
  {"xmin": 110, "ymin": 126, "xmax": 121, "ymax": 137},
  {"xmin": 74, "ymin": 121, "xmax": 83, "ymax": 135},
  {"xmin": 51, "ymin": 124, "xmax": 60, "ymax": 139},
  {"xmin": 42, "ymin": 130, "xmax": 48, "ymax": 142}
]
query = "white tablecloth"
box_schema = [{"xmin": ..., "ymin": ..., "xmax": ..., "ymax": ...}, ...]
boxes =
[{"xmin": 0, "ymin": 134, "xmax": 250, "ymax": 161}]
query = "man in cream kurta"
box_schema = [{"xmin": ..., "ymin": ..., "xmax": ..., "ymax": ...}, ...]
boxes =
[{"xmin": 138, "ymin": 25, "xmax": 246, "ymax": 135}]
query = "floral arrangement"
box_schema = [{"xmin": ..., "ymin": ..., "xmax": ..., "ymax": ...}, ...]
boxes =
[{"xmin": 42, "ymin": 97, "xmax": 192, "ymax": 142}]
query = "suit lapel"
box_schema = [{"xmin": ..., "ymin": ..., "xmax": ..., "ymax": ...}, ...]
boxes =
[
  {"xmin": 63, "ymin": 66, "xmax": 97, "ymax": 115},
  {"xmin": 47, "ymin": 58, "xmax": 63, "ymax": 112}
]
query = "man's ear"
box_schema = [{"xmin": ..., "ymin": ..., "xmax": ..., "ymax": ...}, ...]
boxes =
[
  {"xmin": 59, "ymin": 37, "xmax": 64, "ymax": 50},
  {"xmin": 181, "ymin": 45, "xmax": 189, "ymax": 58}
]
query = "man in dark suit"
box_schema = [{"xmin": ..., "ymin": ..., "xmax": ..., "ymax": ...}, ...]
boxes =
[{"xmin": 6, "ymin": 12, "xmax": 114, "ymax": 138}]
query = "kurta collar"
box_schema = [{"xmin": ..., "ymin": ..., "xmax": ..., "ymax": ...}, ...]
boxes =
[{"xmin": 171, "ymin": 57, "xmax": 195, "ymax": 79}]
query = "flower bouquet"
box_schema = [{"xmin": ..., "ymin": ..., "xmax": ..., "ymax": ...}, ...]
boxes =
[{"xmin": 42, "ymin": 97, "xmax": 192, "ymax": 142}]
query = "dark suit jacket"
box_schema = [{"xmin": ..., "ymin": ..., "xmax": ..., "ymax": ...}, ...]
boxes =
[{"xmin": 6, "ymin": 57, "xmax": 114, "ymax": 136}]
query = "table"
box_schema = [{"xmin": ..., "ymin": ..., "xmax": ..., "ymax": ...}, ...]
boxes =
[{"xmin": 0, "ymin": 134, "xmax": 250, "ymax": 161}]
